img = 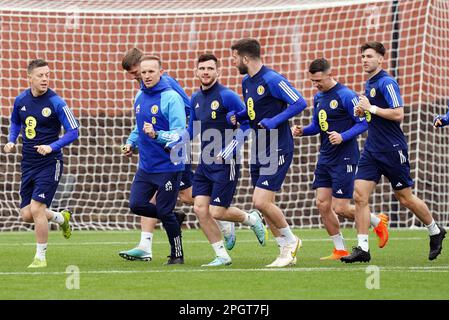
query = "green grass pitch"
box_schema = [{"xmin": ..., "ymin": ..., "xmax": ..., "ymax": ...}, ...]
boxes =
[{"xmin": 0, "ymin": 228, "xmax": 448, "ymax": 300}]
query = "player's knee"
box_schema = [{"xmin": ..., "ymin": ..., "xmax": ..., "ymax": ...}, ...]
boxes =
[
  {"xmin": 316, "ymin": 198, "xmax": 331, "ymax": 214},
  {"xmin": 128, "ymin": 198, "xmax": 141, "ymax": 213},
  {"xmin": 194, "ymin": 203, "xmax": 208, "ymax": 218},
  {"xmin": 129, "ymin": 198, "xmax": 156, "ymax": 217},
  {"xmin": 209, "ymin": 206, "xmax": 225, "ymax": 220},
  {"xmin": 353, "ymin": 189, "xmax": 369, "ymax": 207},
  {"xmin": 333, "ymin": 204, "xmax": 349, "ymax": 218},
  {"xmin": 396, "ymin": 193, "xmax": 413, "ymax": 208},
  {"xmin": 29, "ymin": 202, "xmax": 45, "ymax": 217},
  {"xmin": 253, "ymin": 198, "xmax": 270, "ymax": 212},
  {"xmin": 179, "ymin": 191, "xmax": 194, "ymax": 206},
  {"xmin": 20, "ymin": 208, "xmax": 33, "ymax": 223}
]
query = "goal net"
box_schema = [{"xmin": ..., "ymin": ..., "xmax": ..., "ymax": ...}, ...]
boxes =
[{"xmin": 1, "ymin": 0, "xmax": 448, "ymax": 231}]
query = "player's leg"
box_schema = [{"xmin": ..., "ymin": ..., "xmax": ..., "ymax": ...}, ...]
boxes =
[
  {"xmin": 394, "ymin": 187, "xmax": 446, "ymax": 260},
  {"xmin": 316, "ymin": 188, "xmax": 349, "ymax": 260},
  {"xmin": 194, "ymin": 196, "xmax": 232, "ymax": 267},
  {"xmin": 178, "ymin": 187, "xmax": 194, "ymax": 206},
  {"xmin": 122, "ymin": 169, "xmax": 158, "ymax": 261},
  {"xmin": 119, "ymin": 191, "xmax": 157, "ymax": 261},
  {"xmin": 176, "ymin": 165, "xmax": 195, "ymax": 225},
  {"xmin": 387, "ymin": 148, "xmax": 445, "ymax": 260},
  {"xmin": 208, "ymin": 162, "xmax": 265, "ymax": 248},
  {"xmin": 20, "ymin": 205, "xmax": 33, "ymax": 223},
  {"xmin": 27, "ymin": 160, "xmax": 66, "ymax": 268},
  {"xmin": 252, "ymin": 153, "xmax": 300, "ymax": 267},
  {"xmin": 332, "ymin": 163, "xmax": 387, "ymax": 253},
  {"xmin": 312, "ymin": 164, "xmax": 347, "ymax": 259},
  {"xmin": 341, "ymin": 179, "xmax": 376, "ymax": 263},
  {"xmin": 253, "ymin": 187, "xmax": 300, "ymax": 267},
  {"xmin": 332, "ymin": 197, "xmax": 388, "ymax": 248},
  {"xmin": 19, "ymin": 170, "xmax": 44, "ymax": 267},
  {"xmin": 27, "ymin": 200, "xmax": 49, "ymax": 268},
  {"xmin": 341, "ymin": 150, "xmax": 381, "ymax": 263},
  {"xmin": 206, "ymin": 161, "xmax": 265, "ymax": 252},
  {"xmin": 154, "ymin": 172, "xmax": 184, "ymax": 265}
]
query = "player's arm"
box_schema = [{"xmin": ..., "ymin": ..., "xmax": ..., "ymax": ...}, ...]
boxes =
[
  {"xmin": 4, "ymin": 99, "xmax": 20, "ymax": 153},
  {"xmin": 226, "ymin": 82, "xmax": 250, "ymax": 126},
  {"xmin": 433, "ymin": 101, "xmax": 449, "ymax": 128},
  {"xmin": 293, "ymin": 97, "xmax": 320, "ymax": 137},
  {"xmin": 122, "ymin": 125, "xmax": 139, "ymax": 157},
  {"xmin": 44, "ymin": 102, "xmax": 79, "ymax": 155},
  {"xmin": 357, "ymin": 80, "xmax": 404, "ymax": 122},
  {"xmin": 335, "ymin": 94, "xmax": 368, "ymax": 144},
  {"xmin": 258, "ymin": 75, "xmax": 307, "ymax": 129},
  {"xmin": 187, "ymin": 94, "xmax": 200, "ymax": 141},
  {"xmin": 148, "ymin": 91, "xmax": 188, "ymax": 146},
  {"xmin": 218, "ymin": 90, "xmax": 251, "ymax": 160}
]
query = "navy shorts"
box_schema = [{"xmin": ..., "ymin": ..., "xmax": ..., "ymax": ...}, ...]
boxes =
[
  {"xmin": 129, "ymin": 168, "xmax": 182, "ymax": 218},
  {"xmin": 192, "ymin": 161, "xmax": 240, "ymax": 208},
  {"xmin": 312, "ymin": 163, "xmax": 357, "ymax": 198},
  {"xmin": 250, "ymin": 152, "xmax": 293, "ymax": 192},
  {"xmin": 355, "ymin": 149, "xmax": 414, "ymax": 190},
  {"xmin": 20, "ymin": 159, "xmax": 63, "ymax": 208},
  {"xmin": 180, "ymin": 163, "xmax": 194, "ymax": 190}
]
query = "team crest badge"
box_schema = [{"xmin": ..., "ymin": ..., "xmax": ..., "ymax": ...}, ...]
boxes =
[
  {"xmin": 370, "ymin": 88, "xmax": 376, "ymax": 97},
  {"xmin": 42, "ymin": 107, "xmax": 52, "ymax": 117},
  {"xmin": 257, "ymin": 85, "xmax": 265, "ymax": 95},
  {"xmin": 136, "ymin": 104, "xmax": 140, "ymax": 114},
  {"xmin": 329, "ymin": 100, "xmax": 338, "ymax": 109},
  {"xmin": 151, "ymin": 105, "xmax": 159, "ymax": 114},
  {"xmin": 211, "ymin": 100, "xmax": 219, "ymax": 110}
]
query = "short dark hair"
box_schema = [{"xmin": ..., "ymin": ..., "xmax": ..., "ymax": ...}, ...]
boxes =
[
  {"xmin": 122, "ymin": 48, "xmax": 144, "ymax": 71},
  {"xmin": 27, "ymin": 59, "xmax": 48, "ymax": 74},
  {"xmin": 231, "ymin": 38, "xmax": 261, "ymax": 59},
  {"xmin": 361, "ymin": 41, "xmax": 386, "ymax": 56},
  {"xmin": 309, "ymin": 58, "xmax": 331, "ymax": 74},
  {"xmin": 197, "ymin": 53, "xmax": 218, "ymax": 66},
  {"xmin": 139, "ymin": 55, "xmax": 162, "ymax": 68}
]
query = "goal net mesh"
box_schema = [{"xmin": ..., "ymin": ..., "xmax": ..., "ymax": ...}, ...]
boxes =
[{"xmin": 1, "ymin": 0, "xmax": 448, "ymax": 231}]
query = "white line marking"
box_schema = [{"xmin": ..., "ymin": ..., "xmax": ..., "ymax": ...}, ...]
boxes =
[
  {"xmin": 0, "ymin": 266, "xmax": 448, "ymax": 276},
  {"xmin": 0, "ymin": 237, "xmax": 426, "ymax": 246}
]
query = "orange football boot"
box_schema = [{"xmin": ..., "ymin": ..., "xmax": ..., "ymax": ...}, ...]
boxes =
[
  {"xmin": 320, "ymin": 248, "xmax": 350, "ymax": 260},
  {"xmin": 373, "ymin": 213, "xmax": 389, "ymax": 248}
]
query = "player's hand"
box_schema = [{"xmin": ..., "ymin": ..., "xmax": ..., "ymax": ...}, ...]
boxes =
[
  {"xmin": 291, "ymin": 125, "xmax": 303, "ymax": 137},
  {"xmin": 143, "ymin": 122, "xmax": 157, "ymax": 139},
  {"xmin": 121, "ymin": 144, "xmax": 134, "ymax": 157},
  {"xmin": 258, "ymin": 118, "xmax": 275, "ymax": 130},
  {"xmin": 3, "ymin": 142, "xmax": 15, "ymax": 153},
  {"xmin": 34, "ymin": 145, "xmax": 52, "ymax": 155},
  {"xmin": 357, "ymin": 95, "xmax": 371, "ymax": 111},
  {"xmin": 354, "ymin": 106, "xmax": 365, "ymax": 117},
  {"xmin": 433, "ymin": 115, "xmax": 445, "ymax": 128},
  {"xmin": 327, "ymin": 131, "xmax": 343, "ymax": 145},
  {"xmin": 226, "ymin": 111, "xmax": 237, "ymax": 126}
]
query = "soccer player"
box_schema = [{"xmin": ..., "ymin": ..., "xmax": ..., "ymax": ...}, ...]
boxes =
[
  {"xmin": 341, "ymin": 42, "xmax": 446, "ymax": 263},
  {"xmin": 4, "ymin": 59, "xmax": 79, "ymax": 268},
  {"xmin": 189, "ymin": 54, "xmax": 267, "ymax": 267},
  {"xmin": 433, "ymin": 100, "xmax": 449, "ymax": 127},
  {"xmin": 228, "ymin": 38, "xmax": 307, "ymax": 267},
  {"xmin": 119, "ymin": 48, "xmax": 235, "ymax": 261},
  {"xmin": 292, "ymin": 58, "xmax": 388, "ymax": 260},
  {"xmin": 128, "ymin": 55, "xmax": 187, "ymax": 265}
]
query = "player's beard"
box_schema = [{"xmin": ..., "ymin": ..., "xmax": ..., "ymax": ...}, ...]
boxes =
[
  {"xmin": 237, "ymin": 63, "xmax": 248, "ymax": 75},
  {"xmin": 201, "ymin": 77, "xmax": 216, "ymax": 87}
]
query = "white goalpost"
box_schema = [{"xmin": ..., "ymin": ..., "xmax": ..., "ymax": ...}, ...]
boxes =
[{"xmin": 1, "ymin": 0, "xmax": 448, "ymax": 231}]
